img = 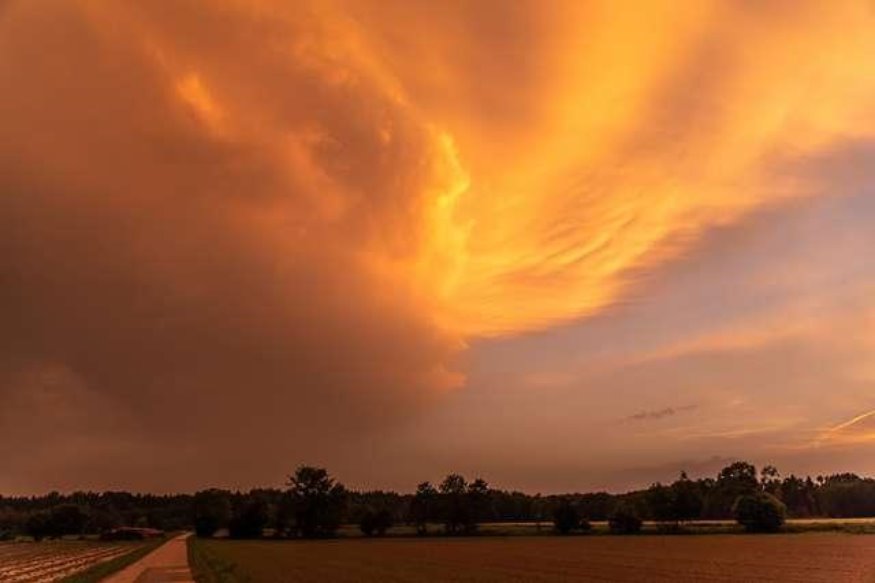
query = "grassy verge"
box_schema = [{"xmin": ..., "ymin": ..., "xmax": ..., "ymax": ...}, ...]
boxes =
[
  {"xmin": 60, "ymin": 537, "xmax": 167, "ymax": 583},
  {"xmin": 188, "ymin": 536, "xmax": 246, "ymax": 583}
]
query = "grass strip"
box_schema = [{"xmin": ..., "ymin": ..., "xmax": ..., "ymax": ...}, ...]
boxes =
[{"xmin": 59, "ymin": 538, "xmax": 167, "ymax": 583}]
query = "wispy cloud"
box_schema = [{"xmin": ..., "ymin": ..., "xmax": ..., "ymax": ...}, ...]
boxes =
[
  {"xmin": 829, "ymin": 409, "xmax": 875, "ymax": 433},
  {"xmin": 626, "ymin": 404, "xmax": 698, "ymax": 422}
]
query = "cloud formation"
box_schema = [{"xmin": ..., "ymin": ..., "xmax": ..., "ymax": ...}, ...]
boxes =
[
  {"xmin": 1, "ymin": 0, "xmax": 465, "ymax": 491},
  {"xmin": 2, "ymin": 0, "xmax": 875, "ymax": 492},
  {"xmin": 626, "ymin": 405, "xmax": 698, "ymax": 423}
]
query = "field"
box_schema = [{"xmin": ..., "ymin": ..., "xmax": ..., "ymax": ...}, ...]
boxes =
[
  {"xmin": 191, "ymin": 533, "xmax": 875, "ymax": 582},
  {"xmin": 0, "ymin": 540, "xmax": 151, "ymax": 582}
]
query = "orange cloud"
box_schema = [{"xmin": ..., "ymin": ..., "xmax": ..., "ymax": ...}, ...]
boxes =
[
  {"xmin": 430, "ymin": 1, "xmax": 875, "ymax": 336},
  {"xmin": 76, "ymin": 1, "xmax": 875, "ymax": 341},
  {"xmin": 273, "ymin": 0, "xmax": 875, "ymax": 337},
  {"xmin": 2, "ymin": 0, "xmax": 875, "ymax": 490}
]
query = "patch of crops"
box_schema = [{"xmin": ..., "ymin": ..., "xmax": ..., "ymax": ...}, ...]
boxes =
[{"xmin": 0, "ymin": 541, "xmax": 142, "ymax": 582}]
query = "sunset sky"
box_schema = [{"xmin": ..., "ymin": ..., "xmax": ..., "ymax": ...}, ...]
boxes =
[{"xmin": 2, "ymin": 0, "xmax": 875, "ymax": 494}]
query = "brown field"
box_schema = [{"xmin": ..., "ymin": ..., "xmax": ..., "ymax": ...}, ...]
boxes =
[
  {"xmin": 191, "ymin": 533, "xmax": 875, "ymax": 582},
  {"xmin": 0, "ymin": 540, "xmax": 144, "ymax": 582}
]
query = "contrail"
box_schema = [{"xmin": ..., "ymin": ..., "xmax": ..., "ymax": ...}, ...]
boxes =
[{"xmin": 828, "ymin": 409, "xmax": 875, "ymax": 432}]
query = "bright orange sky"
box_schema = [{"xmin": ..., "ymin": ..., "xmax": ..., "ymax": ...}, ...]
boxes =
[{"xmin": 1, "ymin": 0, "xmax": 875, "ymax": 493}]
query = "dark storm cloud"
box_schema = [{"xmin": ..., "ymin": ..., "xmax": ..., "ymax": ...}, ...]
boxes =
[{"xmin": 0, "ymin": 1, "xmax": 462, "ymax": 492}]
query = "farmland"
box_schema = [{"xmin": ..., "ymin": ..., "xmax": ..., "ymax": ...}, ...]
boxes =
[
  {"xmin": 190, "ymin": 533, "xmax": 875, "ymax": 582},
  {"xmin": 0, "ymin": 540, "xmax": 150, "ymax": 582}
]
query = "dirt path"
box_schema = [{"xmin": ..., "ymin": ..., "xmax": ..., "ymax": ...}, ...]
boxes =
[{"xmin": 102, "ymin": 533, "xmax": 193, "ymax": 583}]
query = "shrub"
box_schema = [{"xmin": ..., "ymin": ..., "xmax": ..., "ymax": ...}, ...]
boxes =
[
  {"xmin": 734, "ymin": 492, "xmax": 786, "ymax": 532},
  {"xmin": 552, "ymin": 499, "xmax": 580, "ymax": 534},
  {"xmin": 609, "ymin": 506, "xmax": 642, "ymax": 534}
]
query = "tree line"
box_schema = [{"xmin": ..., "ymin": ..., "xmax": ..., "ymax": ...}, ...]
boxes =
[{"xmin": 3, "ymin": 462, "xmax": 875, "ymax": 540}]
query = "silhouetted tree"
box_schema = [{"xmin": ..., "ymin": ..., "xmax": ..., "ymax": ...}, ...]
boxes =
[
  {"xmin": 192, "ymin": 489, "xmax": 231, "ymax": 538},
  {"xmin": 577, "ymin": 492, "xmax": 613, "ymax": 521},
  {"xmin": 274, "ymin": 491, "xmax": 296, "ymax": 537},
  {"xmin": 760, "ymin": 465, "xmax": 782, "ymax": 496},
  {"xmin": 359, "ymin": 508, "xmax": 392, "ymax": 537},
  {"xmin": 86, "ymin": 504, "xmax": 123, "ymax": 533},
  {"xmin": 552, "ymin": 498, "xmax": 580, "ymax": 534},
  {"xmin": 287, "ymin": 466, "xmax": 347, "ymax": 538},
  {"xmin": 0, "ymin": 507, "xmax": 24, "ymax": 540},
  {"xmin": 734, "ymin": 492, "xmax": 786, "ymax": 532},
  {"xmin": 817, "ymin": 474, "xmax": 875, "ymax": 517},
  {"xmin": 25, "ymin": 511, "xmax": 51, "ymax": 541},
  {"xmin": 9, "ymin": 458, "xmax": 875, "ymax": 541},
  {"xmin": 433, "ymin": 474, "xmax": 490, "ymax": 535},
  {"xmin": 410, "ymin": 482, "xmax": 438, "ymax": 535},
  {"xmin": 531, "ymin": 494, "xmax": 547, "ymax": 531},
  {"xmin": 672, "ymin": 472, "xmax": 703, "ymax": 523},
  {"xmin": 646, "ymin": 483, "xmax": 675, "ymax": 526},
  {"xmin": 779, "ymin": 475, "xmax": 816, "ymax": 517},
  {"xmin": 228, "ymin": 496, "xmax": 270, "ymax": 539},
  {"xmin": 705, "ymin": 461, "xmax": 759, "ymax": 518},
  {"xmin": 489, "ymin": 490, "xmax": 535, "ymax": 523},
  {"xmin": 609, "ymin": 504, "xmax": 642, "ymax": 534},
  {"xmin": 466, "ymin": 478, "xmax": 490, "ymax": 533},
  {"xmin": 647, "ymin": 473, "xmax": 704, "ymax": 529},
  {"xmin": 46, "ymin": 505, "xmax": 88, "ymax": 538},
  {"xmin": 439, "ymin": 474, "xmax": 470, "ymax": 535}
]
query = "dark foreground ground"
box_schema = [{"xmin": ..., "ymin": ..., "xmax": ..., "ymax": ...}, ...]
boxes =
[{"xmin": 190, "ymin": 532, "xmax": 875, "ymax": 582}]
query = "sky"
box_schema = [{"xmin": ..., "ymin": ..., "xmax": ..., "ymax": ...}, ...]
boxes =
[{"xmin": 1, "ymin": 0, "xmax": 874, "ymax": 494}]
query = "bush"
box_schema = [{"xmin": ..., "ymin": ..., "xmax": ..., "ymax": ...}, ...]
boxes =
[
  {"xmin": 609, "ymin": 506, "xmax": 642, "ymax": 534},
  {"xmin": 734, "ymin": 492, "xmax": 786, "ymax": 532},
  {"xmin": 552, "ymin": 499, "xmax": 580, "ymax": 535}
]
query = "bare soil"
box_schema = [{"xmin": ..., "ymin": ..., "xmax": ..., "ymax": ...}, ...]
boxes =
[{"xmin": 193, "ymin": 532, "xmax": 875, "ymax": 582}]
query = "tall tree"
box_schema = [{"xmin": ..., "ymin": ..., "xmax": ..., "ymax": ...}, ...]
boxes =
[
  {"xmin": 705, "ymin": 461, "xmax": 759, "ymax": 518},
  {"xmin": 410, "ymin": 482, "xmax": 438, "ymax": 535},
  {"xmin": 287, "ymin": 466, "xmax": 347, "ymax": 538},
  {"xmin": 439, "ymin": 474, "xmax": 470, "ymax": 535},
  {"xmin": 671, "ymin": 472, "xmax": 703, "ymax": 523},
  {"xmin": 192, "ymin": 490, "xmax": 231, "ymax": 538}
]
